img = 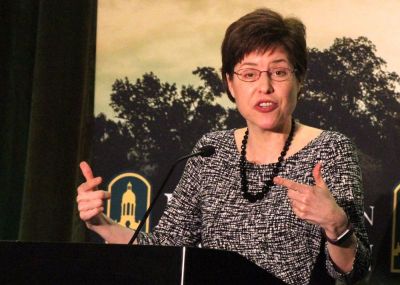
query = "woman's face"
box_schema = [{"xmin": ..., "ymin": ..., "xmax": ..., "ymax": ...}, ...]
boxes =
[{"xmin": 227, "ymin": 46, "xmax": 300, "ymax": 133}]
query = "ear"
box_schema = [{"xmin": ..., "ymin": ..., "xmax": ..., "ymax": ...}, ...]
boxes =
[{"xmin": 226, "ymin": 73, "xmax": 235, "ymax": 99}]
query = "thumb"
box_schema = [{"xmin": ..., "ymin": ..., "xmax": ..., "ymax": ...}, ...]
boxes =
[{"xmin": 312, "ymin": 162, "xmax": 327, "ymax": 188}]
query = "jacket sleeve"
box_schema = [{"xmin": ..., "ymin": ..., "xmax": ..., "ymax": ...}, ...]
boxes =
[
  {"xmin": 137, "ymin": 136, "xmax": 207, "ymax": 246},
  {"xmin": 321, "ymin": 133, "xmax": 371, "ymax": 283}
]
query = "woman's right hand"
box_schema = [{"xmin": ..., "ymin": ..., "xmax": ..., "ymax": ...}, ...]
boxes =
[{"xmin": 76, "ymin": 161, "xmax": 111, "ymax": 227}]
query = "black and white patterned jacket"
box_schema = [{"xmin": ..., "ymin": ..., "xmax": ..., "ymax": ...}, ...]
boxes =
[{"xmin": 139, "ymin": 130, "xmax": 371, "ymax": 285}]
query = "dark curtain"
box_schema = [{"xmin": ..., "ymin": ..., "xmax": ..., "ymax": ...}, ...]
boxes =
[{"xmin": 0, "ymin": 0, "xmax": 97, "ymax": 241}]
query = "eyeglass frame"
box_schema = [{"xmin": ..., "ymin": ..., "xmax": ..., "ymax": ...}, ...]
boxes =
[{"xmin": 233, "ymin": 67, "xmax": 297, "ymax": 82}]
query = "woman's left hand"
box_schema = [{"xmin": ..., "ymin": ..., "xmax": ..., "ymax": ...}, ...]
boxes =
[{"xmin": 273, "ymin": 163, "xmax": 348, "ymax": 236}]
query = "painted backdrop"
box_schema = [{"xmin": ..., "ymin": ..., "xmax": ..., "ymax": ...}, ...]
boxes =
[{"xmin": 93, "ymin": 1, "xmax": 400, "ymax": 284}]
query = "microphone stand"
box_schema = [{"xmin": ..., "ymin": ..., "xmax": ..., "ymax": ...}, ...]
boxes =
[{"xmin": 128, "ymin": 146, "xmax": 214, "ymax": 245}]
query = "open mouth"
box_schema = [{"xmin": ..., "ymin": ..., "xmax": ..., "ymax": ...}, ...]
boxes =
[
  {"xmin": 258, "ymin": 102, "xmax": 274, "ymax": 108},
  {"xmin": 255, "ymin": 101, "xmax": 277, "ymax": 112}
]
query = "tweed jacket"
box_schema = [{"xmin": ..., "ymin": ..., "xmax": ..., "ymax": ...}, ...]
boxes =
[{"xmin": 138, "ymin": 130, "xmax": 371, "ymax": 285}]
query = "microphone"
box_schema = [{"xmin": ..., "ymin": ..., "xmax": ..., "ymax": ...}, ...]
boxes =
[
  {"xmin": 128, "ymin": 145, "xmax": 215, "ymax": 245},
  {"xmin": 177, "ymin": 145, "xmax": 215, "ymax": 161}
]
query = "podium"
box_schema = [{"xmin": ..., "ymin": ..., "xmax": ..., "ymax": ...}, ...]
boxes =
[{"xmin": 0, "ymin": 241, "xmax": 286, "ymax": 284}]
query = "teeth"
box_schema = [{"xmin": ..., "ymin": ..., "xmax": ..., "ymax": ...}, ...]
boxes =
[{"xmin": 259, "ymin": 102, "xmax": 273, "ymax": 107}]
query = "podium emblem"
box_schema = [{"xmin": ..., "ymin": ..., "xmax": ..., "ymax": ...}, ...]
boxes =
[
  {"xmin": 392, "ymin": 181, "xmax": 400, "ymax": 272},
  {"xmin": 106, "ymin": 172, "xmax": 151, "ymax": 233}
]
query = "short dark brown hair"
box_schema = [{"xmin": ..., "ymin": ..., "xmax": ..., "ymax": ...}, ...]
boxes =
[{"xmin": 221, "ymin": 8, "xmax": 307, "ymax": 101}]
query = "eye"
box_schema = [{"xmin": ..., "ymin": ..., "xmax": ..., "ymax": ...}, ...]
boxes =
[
  {"xmin": 272, "ymin": 68, "xmax": 289, "ymax": 77},
  {"xmin": 241, "ymin": 69, "xmax": 258, "ymax": 79}
]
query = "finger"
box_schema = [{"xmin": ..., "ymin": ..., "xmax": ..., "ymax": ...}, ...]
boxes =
[
  {"xmin": 289, "ymin": 199, "xmax": 309, "ymax": 219},
  {"xmin": 312, "ymin": 162, "xmax": 327, "ymax": 188},
  {"xmin": 77, "ymin": 177, "xmax": 102, "ymax": 194},
  {"xmin": 289, "ymin": 199, "xmax": 301, "ymax": 216},
  {"xmin": 78, "ymin": 199, "xmax": 103, "ymax": 211},
  {"xmin": 80, "ymin": 161, "xmax": 95, "ymax": 181},
  {"xmin": 78, "ymin": 193, "xmax": 110, "ymax": 211},
  {"xmin": 287, "ymin": 188, "xmax": 304, "ymax": 202},
  {"xmin": 288, "ymin": 199, "xmax": 318, "ymax": 225},
  {"xmin": 77, "ymin": 190, "xmax": 110, "ymax": 203},
  {"xmin": 274, "ymin": 176, "xmax": 306, "ymax": 192},
  {"xmin": 80, "ymin": 207, "xmax": 104, "ymax": 221},
  {"xmin": 288, "ymin": 196, "xmax": 296, "ymax": 208}
]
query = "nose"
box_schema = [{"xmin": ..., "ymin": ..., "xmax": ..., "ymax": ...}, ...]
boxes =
[{"xmin": 259, "ymin": 71, "xmax": 274, "ymax": 94}]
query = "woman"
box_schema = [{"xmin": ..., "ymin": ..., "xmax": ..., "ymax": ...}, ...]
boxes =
[{"xmin": 77, "ymin": 8, "xmax": 370, "ymax": 284}]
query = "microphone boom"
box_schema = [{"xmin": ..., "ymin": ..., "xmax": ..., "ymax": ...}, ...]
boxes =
[{"xmin": 127, "ymin": 145, "xmax": 215, "ymax": 244}]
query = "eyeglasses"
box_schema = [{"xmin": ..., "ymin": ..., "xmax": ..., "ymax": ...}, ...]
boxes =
[{"xmin": 234, "ymin": 67, "xmax": 296, "ymax": 82}]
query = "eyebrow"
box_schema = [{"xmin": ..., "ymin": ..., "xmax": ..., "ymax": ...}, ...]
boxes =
[
  {"xmin": 270, "ymin": 59, "xmax": 289, "ymax": 65},
  {"xmin": 239, "ymin": 59, "xmax": 290, "ymax": 68}
]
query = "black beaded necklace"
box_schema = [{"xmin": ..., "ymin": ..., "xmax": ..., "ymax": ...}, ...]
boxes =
[{"xmin": 239, "ymin": 119, "xmax": 296, "ymax": 203}]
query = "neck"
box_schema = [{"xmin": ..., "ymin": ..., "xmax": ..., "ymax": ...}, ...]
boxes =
[
  {"xmin": 246, "ymin": 119, "xmax": 294, "ymax": 164},
  {"xmin": 239, "ymin": 119, "xmax": 295, "ymax": 202}
]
